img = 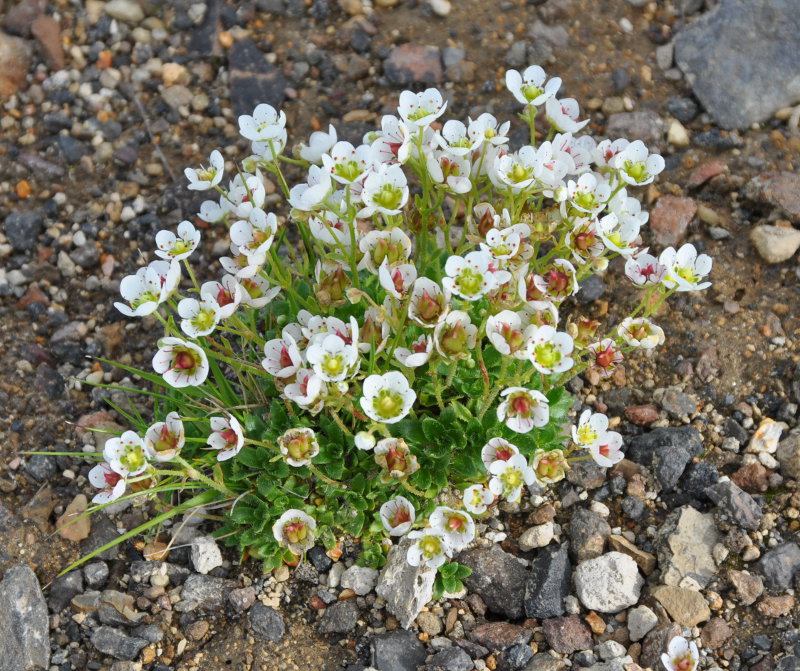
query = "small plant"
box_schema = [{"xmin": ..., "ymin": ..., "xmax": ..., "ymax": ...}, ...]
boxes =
[{"xmin": 73, "ymin": 65, "xmax": 711, "ymax": 582}]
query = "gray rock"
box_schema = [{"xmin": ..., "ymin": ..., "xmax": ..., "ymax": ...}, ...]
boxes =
[
  {"xmin": 706, "ymin": 480, "xmax": 763, "ymax": 530},
  {"xmin": 655, "ymin": 506, "xmax": 719, "ymax": 587},
  {"xmin": 0, "ymin": 566, "xmax": 49, "ymax": 671},
  {"xmin": 341, "ymin": 565, "xmax": 379, "ymax": 596},
  {"xmin": 229, "ymin": 586, "xmax": 256, "ymax": 613},
  {"xmin": 525, "ymin": 544, "xmax": 571, "ymax": 619},
  {"xmin": 756, "ymin": 543, "xmax": 800, "ymax": 591},
  {"xmin": 502, "ymin": 642, "xmax": 535, "ymax": 669},
  {"xmin": 525, "ymin": 654, "xmax": 568, "ymax": 671},
  {"xmin": 518, "ymin": 522, "xmax": 555, "ymax": 551},
  {"xmin": 371, "ymin": 631, "xmax": 428, "ymax": 671},
  {"xmin": 427, "ymin": 646, "xmax": 474, "ymax": 671},
  {"xmin": 4, "ymin": 211, "xmax": 44, "ymax": 251},
  {"xmin": 574, "ymin": 552, "xmax": 643, "ymax": 613},
  {"xmin": 318, "ymin": 599, "xmax": 359, "ymax": 634},
  {"xmin": 569, "ymin": 508, "xmax": 611, "ymax": 562},
  {"xmin": 565, "ymin": 458, "xmax": 607, "ymax": 490},
  {"xmin": 576, "ymin": 275, "xmax": 605, "ymax": 304},
  {"xmin": 177, "ymin": 574, "xmax": 232, "ymax": 612},
  {"xmin": 626, "ymin": 426, "xmax": 703, "ymax": 467},
  {"xmin": 249, "ymin": 603, "xmax": 285, "ymax": 642},
  {"xmin": 506, "ymin": 41, "xmax": 529, "ymax": 68},
  {"xmin": 84, "ymin": 561, "xmax": 109, "ymax": 590},
  {"xmin": 376, "ymin": 538, "xmax": 436, "ymax": 629},
  {"xmin": 23, "ymin": 453, "xmax": 56, "ymax": 481},
  {"xmin": 384, "ymin": 44, "xmax": 443, "ymax": 86},
  {"xmin": 667, "ymin": 97, "xmax": 699, "ymax": 124},
  {"xmin": 91, "ymin": 626, "xmax": 147, "ymax": 661},
  {"xmin": 652, "ymin": 445, "xmax": 692, "ymax": 492},
  {"xmin": 605, "ymin": 111, "xmax": 666, "ymax": 145},
  {"xmin": 460, "ymin": 545, "xmax": 528, "ymax": 619},
  {"xmin": 777, "ymin": 434, "xmax": 800, "ymax": 479},
  {"xmin": 628, "ymin": 605, "xmax": 658, "ymax": 642},
  {"xmin": 598, "ymin": 640, "xmax": 628, "ymax": 660},
  {"xmin": 48, "ymin": 571, "xmax": 84, "ymax": 612},
  {"xmin": 129, "ymin": 560, "xmax": 189, "ymax": 585},
  {"xmin": 674, "ymin": 0, "xmax": 800, "ymax": 129},
  {"xmin": 228, "ymin": 38, "xmax": 289, "ymax": 118}
]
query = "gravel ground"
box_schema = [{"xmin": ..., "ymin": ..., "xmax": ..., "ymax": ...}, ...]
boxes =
[{"xmin": 1, "ymin": 0, "xmax": 799, "ymax": 670}]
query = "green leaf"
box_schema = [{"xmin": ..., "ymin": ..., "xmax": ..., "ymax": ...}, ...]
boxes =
[
  {"xmin": 421, "ymin": 417, "xmax": 442, "ymax": 441},
  {"xmin": 439, "ymin": 562, "xmax": 458, "ymax": 578}
]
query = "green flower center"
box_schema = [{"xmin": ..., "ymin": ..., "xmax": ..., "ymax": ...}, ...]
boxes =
[
  {"xmin": 521, "ymin": 83, "xmax": 544, "ymax": 102},
  {"xmin": 322, "ymin": 354, "xmax": 345, "ymax": 377},
  {"xmin": 131, "ymin": 290, "xmax": 160, "ymax": 309},
  {"xmin": 421, "ymin": 535, "xmax": 443, "ymax": 557},
  {"xmin": 534, "ymin": 342, "xmax": 562, "ymax": 368},
  {"xmin": 576, "ymin": 425, "xmax": 598, "ymax": 445},
  {"xmin": 676, "ymin": 266, "xmax": 697, "ymax": 284},
  {"xmin": 198, "ymin": 167, "xmax": 216, "ymax": 181},
  {"xmin": 171, "ymin": 239, "xmax": 191, "ymax": 256},
  {"xmin": 509, "ymin": 163, "xmax": 533, "ymax": 184},
  {"xmin": 373, "ymin": 184, "xmax": 403, "ymax": 210},
  {"xmin": 501, "ymin": 467, "xmax": 523, "ymax": 490},
  {"xmin": 192, "ymin": 308, "xmax": 217, "ymax": 332},
  {"xmin": 456, "ymin": 268, "xmax": 483, "ymax": 296},
  {"xmin": 120, "ymin": 446, "xmax": 145, "ymax": 472},
  {"xmin": 408, "ymin": 107, "xmax": 433, "ymax": 122},
  {"xmin": 374, "ymin": 390, "xmax": 404, "ymax": 419},
  {"xmin": 574, "ymin": 190, "xmax": 597, "ymax": 211},
  {"xmin": 334, "ymin": 160, "xmax": 363, "ymax": 182},
  {"xmin": 623, "ymin": 160, "xmax": 648, "ymax": 183}
]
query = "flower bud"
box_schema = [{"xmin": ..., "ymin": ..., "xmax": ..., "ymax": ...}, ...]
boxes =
[{"xmin": 532, "ymin": 449, "xmax": 568, "ymax": 484}]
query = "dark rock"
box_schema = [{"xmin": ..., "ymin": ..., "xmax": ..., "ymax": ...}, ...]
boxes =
[
  {"xmin": 4, "ymin": 211, "xmax": 44, "ymax": 251},
  {"xmin": 427, "ymin": 646, "xmax": 474, "ymax": 671},
  {"xmin": 48, "ymin": 571, "xmax": 84, "ymax": 612},
  {"xmin": 179, "ymin": 574, "xmax": 232, "ymax": 611},
  {"xmin": 455, "ymin": 638, "xmax": 489, "ymax": 659},
  {"xmin": 569, "ymin": 508, "xmax": 611, "ymax": 562},
  {"xmin": 24, "ymin": 453, "xmax": 57, "ymax": 481},
  {"xmin": 229, "ymin": 586, "xmax": 256, "ymax": 613},
  {"xmin": 4, "ymin": 0, "xmax": 45, "ymax": 36},
  {"xmin": 81, "ymin": 514, "xmax": 123, "ymax": 561},
  {"xmin": 542, "ymin": 615, "xmax": 593, "ymax": 654},
  {"xmin": 674, "ymin": 0, "xmax": 800, "ymax": 129},
  {"xmin": 565, "ymin": 458, "xmax": 606, "ymax": 490},
  {"xmin": 468, "ymin": 622, "xmax": 531, "ymax": 652},
  {"xmin": 70, "ymin": 243, "xmax": 100, "ymax": 269},
  {"xmin": 611, "ymin": 68, "xmax": 630, "ymax": 92},
  {"xmin": 228, "ymin": 38, "xmax": 289, "ymax": 117},
  {"xmin": 83, "ymin": 562, "xmax": 109, "ymax": 590},
  {"xmin": 626, "ymin": 426, "xmax": 703, "ymax": 467},
  {"xmin": 308, "ymin": 546, "xmax": 333, "ymax": 572},
  {"xmin": 0, "ymin": 566, "xmax": 49, "ymax": 671},
  {"xmin": 724, "ymin": 418, "xmax": 749, "ymax": 445},
  {"xmin": 57, "ymin": 135, "xmax": 88, "ymax": 164},
  {"xmin": 692, "ymin": 127, "xmax": 742, "ymax": 151},
  {"xmin": 350, "ymin": 29, "xmax": 371, "ymax": 53},
  {"xmin": 525, "ymin": 544, "xmax": 570, "ymax": 619},
  {"xmin": 318, "ymin": 599, "xmax": 359, "ymax": 634},
  {"xmin": 576, "ymin": 275, "xmax": 605, "ymax": 304},
  {"xmin": 249, "ymin": 603, "xmax": 284, "ymax": 642},
  {"xmin": 756, "ymin": 543, "xmax": 800, "ymax": 591},
  {"xmin": 500, "ymin": 643, "xmax": 535, "ymax": 670},
  {"xmin": 706, "ymin": 480, "xmax": 763, "ymax": 530},
  {"xmin": 370, "ymin": 631, "xmax": 428, "ymax": 671},
  {"xmin": 660, "ymin": 390, "xmax": 698, "ymax": 417},
  {"xmin": 132, "ymin": 624, "xmax": 164, "ymax": 644},
  {"xmin": 680, "ymin": 461, "xmax": 720, "ymax": 499},
  {"xmin": 459, "ymin": 545, "xmax": 528, "ymax": 619},
  {"xmin": 652, "ymin": 445, "xmax": 692, "ymax": 492},
  {"xmin": 506, "ymin": 41, "xmax": 529, "ymax": 68},
  {"xmin": 384, "ymin": 44, "xmax": 443, "ymax": 85},
  {"xmin": 34, "ymin": 364, "xmax": 64, "ymax": 399},
  {"xmin": 91, "ymin": 627, "xmax": 147, "ymax": 660}
]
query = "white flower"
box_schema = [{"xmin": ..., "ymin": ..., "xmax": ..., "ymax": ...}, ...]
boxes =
[
  {"xmin": 468, "ymin": 113, "xmax": 510, "ymax": 146},
  {"xmin": 528, "ymin": 325, "xmax": 574, "ymax": 375},
  {"xmin": 532, "ymin": 449, "xmax": 568, "ymax": 484},
  {"xmin": 430, "ymin": 506, "xmax": 475, "ymax": 552},
  {"xmin": 299, "ymin": 124, "xmax": 337, "ymax": 163},
  {"xmin": 374, "ymin": 437, "xmax": 419, "ymax": 480},
  {"xmin": 103, "ymin": 430, "xmax": 148, "ymax": 478},
  {"xmin": 200, "ymin": 275, "xmax": 244, "ymax": 320},
  {"xmin": 437, "ymin": 119, "xmax": 480, "ymax": 156},
  {"xmin": 284, "ymin": 368, "xmax": 325, "ymax": 412},
  {"xmin": 532, "ymin": 140, "xmax": 572, "ymax": 193},
  {"xmin": 597, "ymin": 213, "xmax": 640, "ymax": 258},
  {"xmin": 359, "ymin": 164, "xmax": 409, "ymax": 217},
  {"xmin": 566, "ymin": 218, "xmax": 604, "ymax": 262},
  {"xmin": 208, "ymin": 415, "xmax": 244, "ymax": 461},
  {"xmin": 360, "ymin": 371, "xmax": 416, "ymax": 424},
  {"xmin": 251, "ymin": 129, "xmax": 287, "ymax": 161},
  {"xmin": 288, "ymin": 165, "xmax": 333, "ymax": 211},
  {"xmin": 359, "ymin": 306, "xmax": 391, "ymax": 355},
  {"xmin": 394, "ymin": 335, "xmax": 433, "ymax": 368},
  {"xmin": 481, "ymin": 226, "xmax": 527, "ymax": 264},
  {"xmin": 618, "ymin": 317, "xmax": 665, "ymax": 349},
  {"xmin": 198, "ymin": 196, "xmax": 230, "ymax": 223},
  {"xmin": 185, "ymin": 149, "xmax": 224, "ymax": 191},
  {"xmin": 661, "ymin": 636, "xmax": 700, "ymax": 671},
  {"xmin": 505, "ymin": 66, "xmax": 562, "ymax": 106},
  {"xmin": 463, "ymin": 485, "xmax": 494, "ymax": 515},
  {"xmin": 589, "ymin": 431, "xmax": 624, "ymax": 467},
  {"xmin": 379, "ymin": 260, "xmax": 417, "ymax": 299},
  {"xmin": 572, "ymin": 410, "xmax": 609, "ymax": 448},
  {"xmin": 273, "ymin": 509, "xmax": 317, "ymax": 554},
  {"xmin": 434, "ymin": 310, "xmax": 477, "ymax": 361},
  {"xmin": 608, "ymin": 187, "xmax": 651, "ymax": 231},
  {"xmin": 545, "ymin": 97, "xmax": 589, "ymax": 133},
  {"xmin": 228, "ymin": 172, "xmax": 267, "ymax": 219},
  {"xmin": 144, "ymin": 411, "xmax": 185, "ymax": 462},
  {"xmin": 306, "ymin": 333, "xmax": 360, "ymax": 382},
  {"xmin": 594, "ymin": 138, "xmax": 630, "ymax": 169},
  {"xmin": 279, "ymin": 428, "xmax": 320, "ymax": 467},
  {"xmin": 485, "ymin": 310, "xmax": 535, "ymax": 359},
  {"xmin": 625, "ymin": 252, "xmax": 668, "ymax": 286},
  {"xmin": 88, "ymin": 463, "xmax": 126, "ymax": 504},
  {"xmin": 262, "ymin": 335, "xmax": 303, "ymax": 378},
  {"xmin": 481, "ymin": 437, "xmax": 520, "ymax": 470},
  {"xmin": 426, "ymin": 150, "xmax": 472, "ymax": 194},
  {"xmin": 497, "ymin": 387, "xmax": 549, "ymax": 433},
  {"xmin": 309, "ymin": 209, "xmax": 353, "ymax": 247},
  {"xmin": 152, "ymin": 337, "xmax": 209, "ymax": 388},
  {"xmin": 660, "ymin": 244, "xmax": 712, "ymax": 291},
  {"xmin": 178, "ymin": 294, "xmax": 221, "ymax": 338},
  {"xmin": 398, "ymin": 88, "xmax": 447, "ymax": 128},
  {"xmin": 488, "ymin": 453, "xmax": 536, "ymax": 503},
  {"xmin": 611, "ymin": 140, "xmax": 665, "ymax": 186},
  {"xmin": 567, "ymin": 173, "xmax": 612, "ymax": 215},
  {"xmin": 554, "ymin": 132, "xmax": 596, "ymax": 174},
  {"xmin": 443, "ymin": 250, "xmax": 502, "ymax": 301},
  {"xmin": 380, "ymin": 496, "xmax": 416, "ymax": 536},
  {"xmin": 155, "ymin": 221, "xmax": 201, "ymax": 261},
  {"xmin": 239, "ymin": 275, "xmax": 281, "ymax": 308},
  {"xmin": 230, "ymin": 210, "xmax": 279, "ymax": 262},
  {"xmin": 408, "ymin": 277, "xmax": 449, "ymax": 327},
  {"xmin": 359, "ymin": 228, "xmax": 412, "ymax": 274},
  {"xmin": 494, "ymin": 146, "xmax": 538, "ymax": 192},
  {"xmin": 406, "ymin": 529, "xmax": 451, "ymax": 569},
  {"xmin": 370, "ymin": 115, "xmax": 415, "ymax": 165},
  {"xmin": 238, "ymin": 104, "xmax": 287, "ymax": 142},
  {"xmin": 321, "ymin": 141, "xmax": 372, "ymax": 186},
  {"xmin": 354, "ymin": 431, "xmax": 376, "ymax": 451},
  {"xmin": 115, "ymin": 259, "xmax": 180, "ymax": 317}
]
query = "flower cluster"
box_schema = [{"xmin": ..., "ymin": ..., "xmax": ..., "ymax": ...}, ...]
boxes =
[{"xmin": 90, "ymin": 65, "xmax": 711, "ymax": 581}]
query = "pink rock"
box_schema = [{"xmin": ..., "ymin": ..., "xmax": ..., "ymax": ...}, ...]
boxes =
[
  {"xmin": 687, "ymin": 160, "xmax": 727, "ymax": 188},
  {"xmin": 650, "ymin": 195, "xmax": 697, "ymax": 247},
  {"xmin": 0, "ymin": 31, "xmax": 32, "ymax": 98},
  {"xmin": 384, "ymin": 44, "xmax": 443, "ymax": 85},
  {"xmin": 31, "ymin": 14, "xmax": 64, "ymax": 70}
]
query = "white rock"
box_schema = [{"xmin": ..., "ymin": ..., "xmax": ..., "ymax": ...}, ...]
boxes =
[
  {"xmin": 340, "ymin": 565, "xmax": 379, "ymax": 596},
  {"xmin": 750, "ymin": 225, "xmax": 800, "ymax": 264},
  {"xmin": 574, "ymin": 552, "xmax": 643, "ymax": 613},
  {"xmin": 655, "ymin": 506, "xmax": 719, "ymax": 588},
  {"xmin": 598, "ymin": 640, "xmax": 627, "ymax": 660},
  {"xmin": 104, "ymin": 0, "xmax": 145, "ymax": 23},
  {"xmin": 628, "ymin": 605, "xmax": 658, "ymax": 641},
  {"xmin": 518, "ymin": 522, "xmax": 555, "ymax": 551},
  {"xmin": 747, "ymin": 419, "xmax": 786, "ymax": 454},
  {"xmin": 668, "ymin": 119, "xmax": 690, "ymax": 147},
  {"xmin": 190, "ymin": 536, "xmax": 223, "ymax": 574},
  {"xmin": 328, "ymin": 562, "xmax": 344, "ymax": 588},
  {"xmin": 429, "ymin": 0, "xmax": 451, "ymax": 16},
  {"xmin": 376, "ymin": 538, "xmax": 436, "ymax": 629}
]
